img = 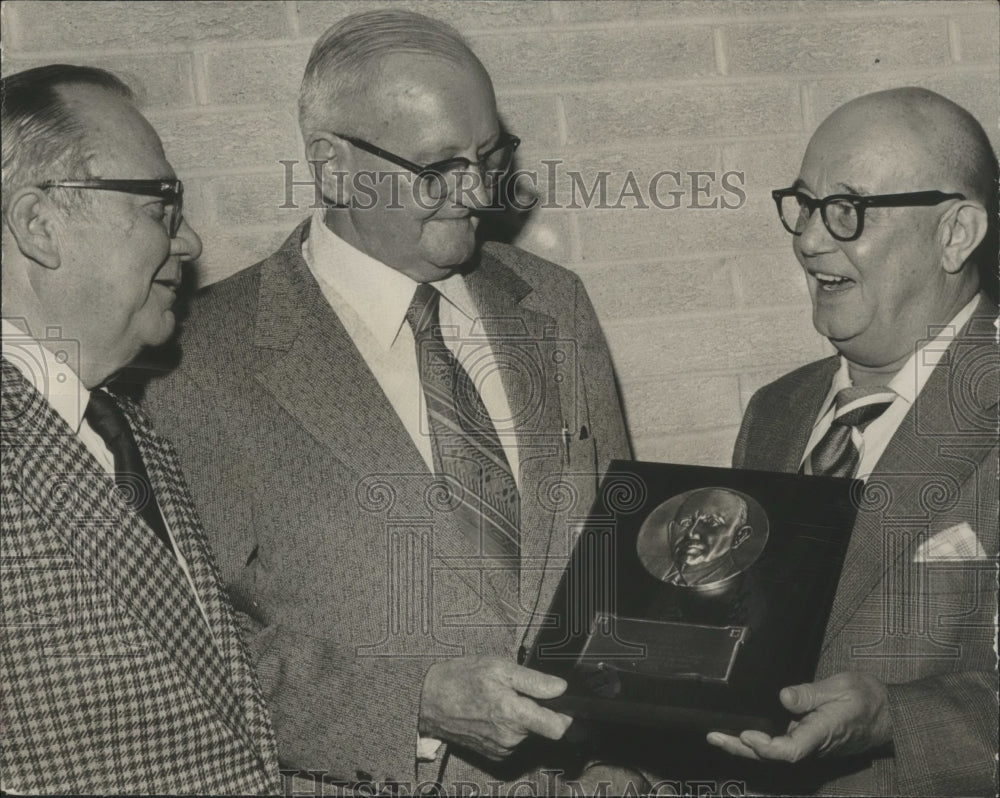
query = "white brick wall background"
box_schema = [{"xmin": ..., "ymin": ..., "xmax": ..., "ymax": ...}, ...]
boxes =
[{"xmin": 3, "ymin": 0, "xmax": 998, "ymax": 465}]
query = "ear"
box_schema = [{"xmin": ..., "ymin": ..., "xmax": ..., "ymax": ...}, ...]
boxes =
[
  {"xmin": 938, "ymin": 200, "xmax": 988, "ymax": 275},
  {"xmin": 732, "ymin": 525, "xmax": 752, "ymax": 549},
  {"xmin": 4, "ymin": 187, "xmax": 63, "ymax": 269},
  {"xmin": 304, "ymin": 131, "xmax": 353, "ymax": 207}
]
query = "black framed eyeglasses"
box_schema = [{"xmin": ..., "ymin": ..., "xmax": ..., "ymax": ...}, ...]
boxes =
[
  {"xmin": 771, "ymin": 187, "xmax": 965, "ymax": 242},
  {"xmin": 38, "ymin": 178, "xmax": 185, "ymax": 237},
  {"xmin": 335, "ymin": 133, "xmax": 520, "ymax": 199}
]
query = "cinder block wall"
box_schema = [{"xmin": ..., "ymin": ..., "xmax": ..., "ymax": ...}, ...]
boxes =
[{"xmin": 3, "ymin": 0, "xmax": 997, "ymax": 465}]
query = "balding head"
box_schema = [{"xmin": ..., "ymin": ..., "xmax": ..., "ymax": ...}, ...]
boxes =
[
  {"xmin": 670, "ymin": 488, "xmax": 752, "ymax": 566},
  {"xmin": 815, "ymin": 88, "xmax": 998, "ymax": 299},
  {"xmin": 791, "ymin": 87, "xmax": 996, "ymax": 371},
  {"xmin": 823, "ymin": 88, "xmax": 996, "ymax": 208}
]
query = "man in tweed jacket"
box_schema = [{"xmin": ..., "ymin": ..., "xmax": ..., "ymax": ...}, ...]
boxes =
[
  {"xmin": 710, "ymin": 89, "xmax": 998, "ymax": 796},
  {"xmin": 0, "ymin": 65, "xmax": 280, "ymax": 793},
  {"xmin": 144, "ymin": 10, "xmax": 634, "ymax": 794}
]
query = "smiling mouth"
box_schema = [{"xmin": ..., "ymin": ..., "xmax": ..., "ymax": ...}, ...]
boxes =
[{"xmin": 812, "ymin": 272, "xmax": 856, "ymax": 291}]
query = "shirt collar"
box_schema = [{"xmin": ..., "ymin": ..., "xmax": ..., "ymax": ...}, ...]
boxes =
[
  {"xmin": 1, "ymin": 317, "xmax": 91, "ymax": 434},
  {"xmin": 304, "ymin": 209, "xmax": 475, "ymax": 348}
]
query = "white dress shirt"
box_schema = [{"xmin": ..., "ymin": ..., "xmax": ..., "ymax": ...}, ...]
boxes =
[
  {"xmin": 800, "ymin": 294, "xmax": 982, "ymax": 479},
  {"xmin": 1, "ymin": 318, "xmax": 214, "ymax": 634},
  {"xmin": 302, "ymin": 209, "xmax": 521, "ymax": 484}
]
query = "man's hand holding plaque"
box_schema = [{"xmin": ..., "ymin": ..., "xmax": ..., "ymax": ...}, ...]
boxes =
[{"xmin": 706, "ymin": 672, "xmax": 892, "ymax": 761}]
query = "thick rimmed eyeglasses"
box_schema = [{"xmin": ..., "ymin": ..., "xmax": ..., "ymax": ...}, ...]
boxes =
[
  {"xmin": 771, "ymin": 187, "xmax": 965, "ymax": 242},
  {"xmin": 335, "ymin": 133, "xmax": 520, "ymax": 200},
  {"xmin": 39, "ymin": 179, "xmax": 185, "ymax": 237}
]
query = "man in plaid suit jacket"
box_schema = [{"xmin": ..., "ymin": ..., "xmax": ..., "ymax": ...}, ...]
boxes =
[
  {"xmin": 0, "ymin": 65, "xmax": 280, "ymax": 793},
  {"xmin": 712, "ymin": 89, "xmax": 998, "ymax": 796}
]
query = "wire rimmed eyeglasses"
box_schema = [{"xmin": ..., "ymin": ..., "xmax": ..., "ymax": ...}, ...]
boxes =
[{"xmin": 335, "ymin": 133, "xmax": 520, "ymax": 200}]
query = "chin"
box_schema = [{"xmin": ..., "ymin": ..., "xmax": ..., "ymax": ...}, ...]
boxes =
[
  {"xmin": 813, "ymin": 311, "xmax": 867, "ymax": 346},
  {"xmin": 438, "ymin": 243, "xmax": 478, "ymax": 270},
  {"xmin": 143, "ymin": 313, "xmax": 177, "ymax": 349},
  {"xmin": 820, "ymin": 326, "xmax": 868, "ymax": 358},
  {"xmin": 424, "ymin": 228, "xmax": 479, "ymax": 269}
]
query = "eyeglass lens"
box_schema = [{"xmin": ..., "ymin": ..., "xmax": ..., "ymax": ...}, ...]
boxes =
[
  {"xmin": 167, "ymin": 202, "xmax": 183, "ymax": 237},
  {"xmin": 418, "ymin": 141, "xmax": 517, "ymax": 199},
  {"xmin": 780, "ymin": 194, "xmax": 858, "ymax": 239}
]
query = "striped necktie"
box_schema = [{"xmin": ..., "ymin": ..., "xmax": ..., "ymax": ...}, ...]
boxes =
[
  {"xmin": 804, "ymin": 385, "xmax": 896, "ymax": 478},
  {"xmin": 406, "ymin": 283, "xmax": 520, "ymax": 565}
]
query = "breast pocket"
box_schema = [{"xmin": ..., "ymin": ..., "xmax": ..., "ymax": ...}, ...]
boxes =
[{"xmin": 925, "ymin": 558, "xmax": 997, "ymax": 635}]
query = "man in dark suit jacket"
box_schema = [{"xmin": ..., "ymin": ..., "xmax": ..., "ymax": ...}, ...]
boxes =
[
  {"xmin": 0, "ymin": 66, "xmax": 280, "ymax": 793},
  {"xmin": 144, "ymin": 10, "xmax": 631, "ymax": 793},
  {"xmin": 713, "ymin": 88, "xmax": 998, "ymax": 796}
]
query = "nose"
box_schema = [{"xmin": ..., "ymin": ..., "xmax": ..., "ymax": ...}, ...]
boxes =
[
  {"xmin": 449, "ymin": 166, "xmax": 493, "ymax": 211},
  {"xmin": 795, "ymin": 205, "xmax": 838, "ymax": 257},
  {"xmin": 171, "ymin": 216, "xmax": 203, "ymax": 262},
  {"xmin": 687, "ymin": 520, "xmax": 706, "ymax": 540}
]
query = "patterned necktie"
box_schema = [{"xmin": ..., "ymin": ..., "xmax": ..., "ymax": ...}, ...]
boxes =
[
  {"xmin": 85, "ymin": 389, "xmax": 175, "ymax": 555},
  {"xmin": 805, "ymin": 385, "xmax": 896, "ymax": 478},
  {"xmin": 405, "ymin": 283, "xmax": 520, "ymax": 564}
]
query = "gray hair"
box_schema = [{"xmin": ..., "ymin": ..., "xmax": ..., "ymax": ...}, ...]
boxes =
[
  {"xmin": 298, "ymin": 9, "xmax": 480, "ymax": 137},
  {"xmin": 1, "ymin": 64, "xmax": 135, "ymax": 218}
]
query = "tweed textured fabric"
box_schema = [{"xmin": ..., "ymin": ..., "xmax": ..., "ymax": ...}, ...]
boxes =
[
  {"xmin": 142, "ymin": 219, "xmax": 632, "ymax": 790},
  {"xmin": 1, "ymin": 359, "xmax": 280, "ymax": 794}
]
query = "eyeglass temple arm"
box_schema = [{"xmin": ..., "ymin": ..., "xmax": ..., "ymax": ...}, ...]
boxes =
[{"xmin": 857, "ymin": 191, "xmax": 966, "ymax": 207}]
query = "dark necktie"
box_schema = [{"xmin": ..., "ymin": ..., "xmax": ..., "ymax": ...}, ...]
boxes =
[
  {"xmin": 405, "ymin": 283, "xmax": 520, "ymax": 564},
  {"xmin": 84, "ymin": 389, "xmax": 175, "ymax": 555},
  {"xmin": 804, "ymin": 385, "xmax": 896, "ymax": 478}
]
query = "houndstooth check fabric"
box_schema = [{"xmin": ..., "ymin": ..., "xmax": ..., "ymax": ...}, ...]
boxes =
[{"xmin": 0, "ymin": 359, "xmax": 280, "ymax": 794}]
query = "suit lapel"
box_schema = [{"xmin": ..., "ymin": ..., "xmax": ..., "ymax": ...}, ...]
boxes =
[
  {"xmin": 122, "ymin": 402, "xmax": 270, "ymax": 758},
  {"xmin": 252, "ymin": 221, "xmax": 428, "ymax": 479},
  {"xmin": 1, "ymin": 362, "xmax": 249, "ymax": 747},
  {"xmin": 822, "ymin": 303, "xmax": 999, "ymax": 644},
  {"xmin": 249, "ymin": 224, "xmax": 527, "ymax": 629},
  {"xmin": 771, "ymin": 359, "xmax": 838, "ymax": 472}
]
